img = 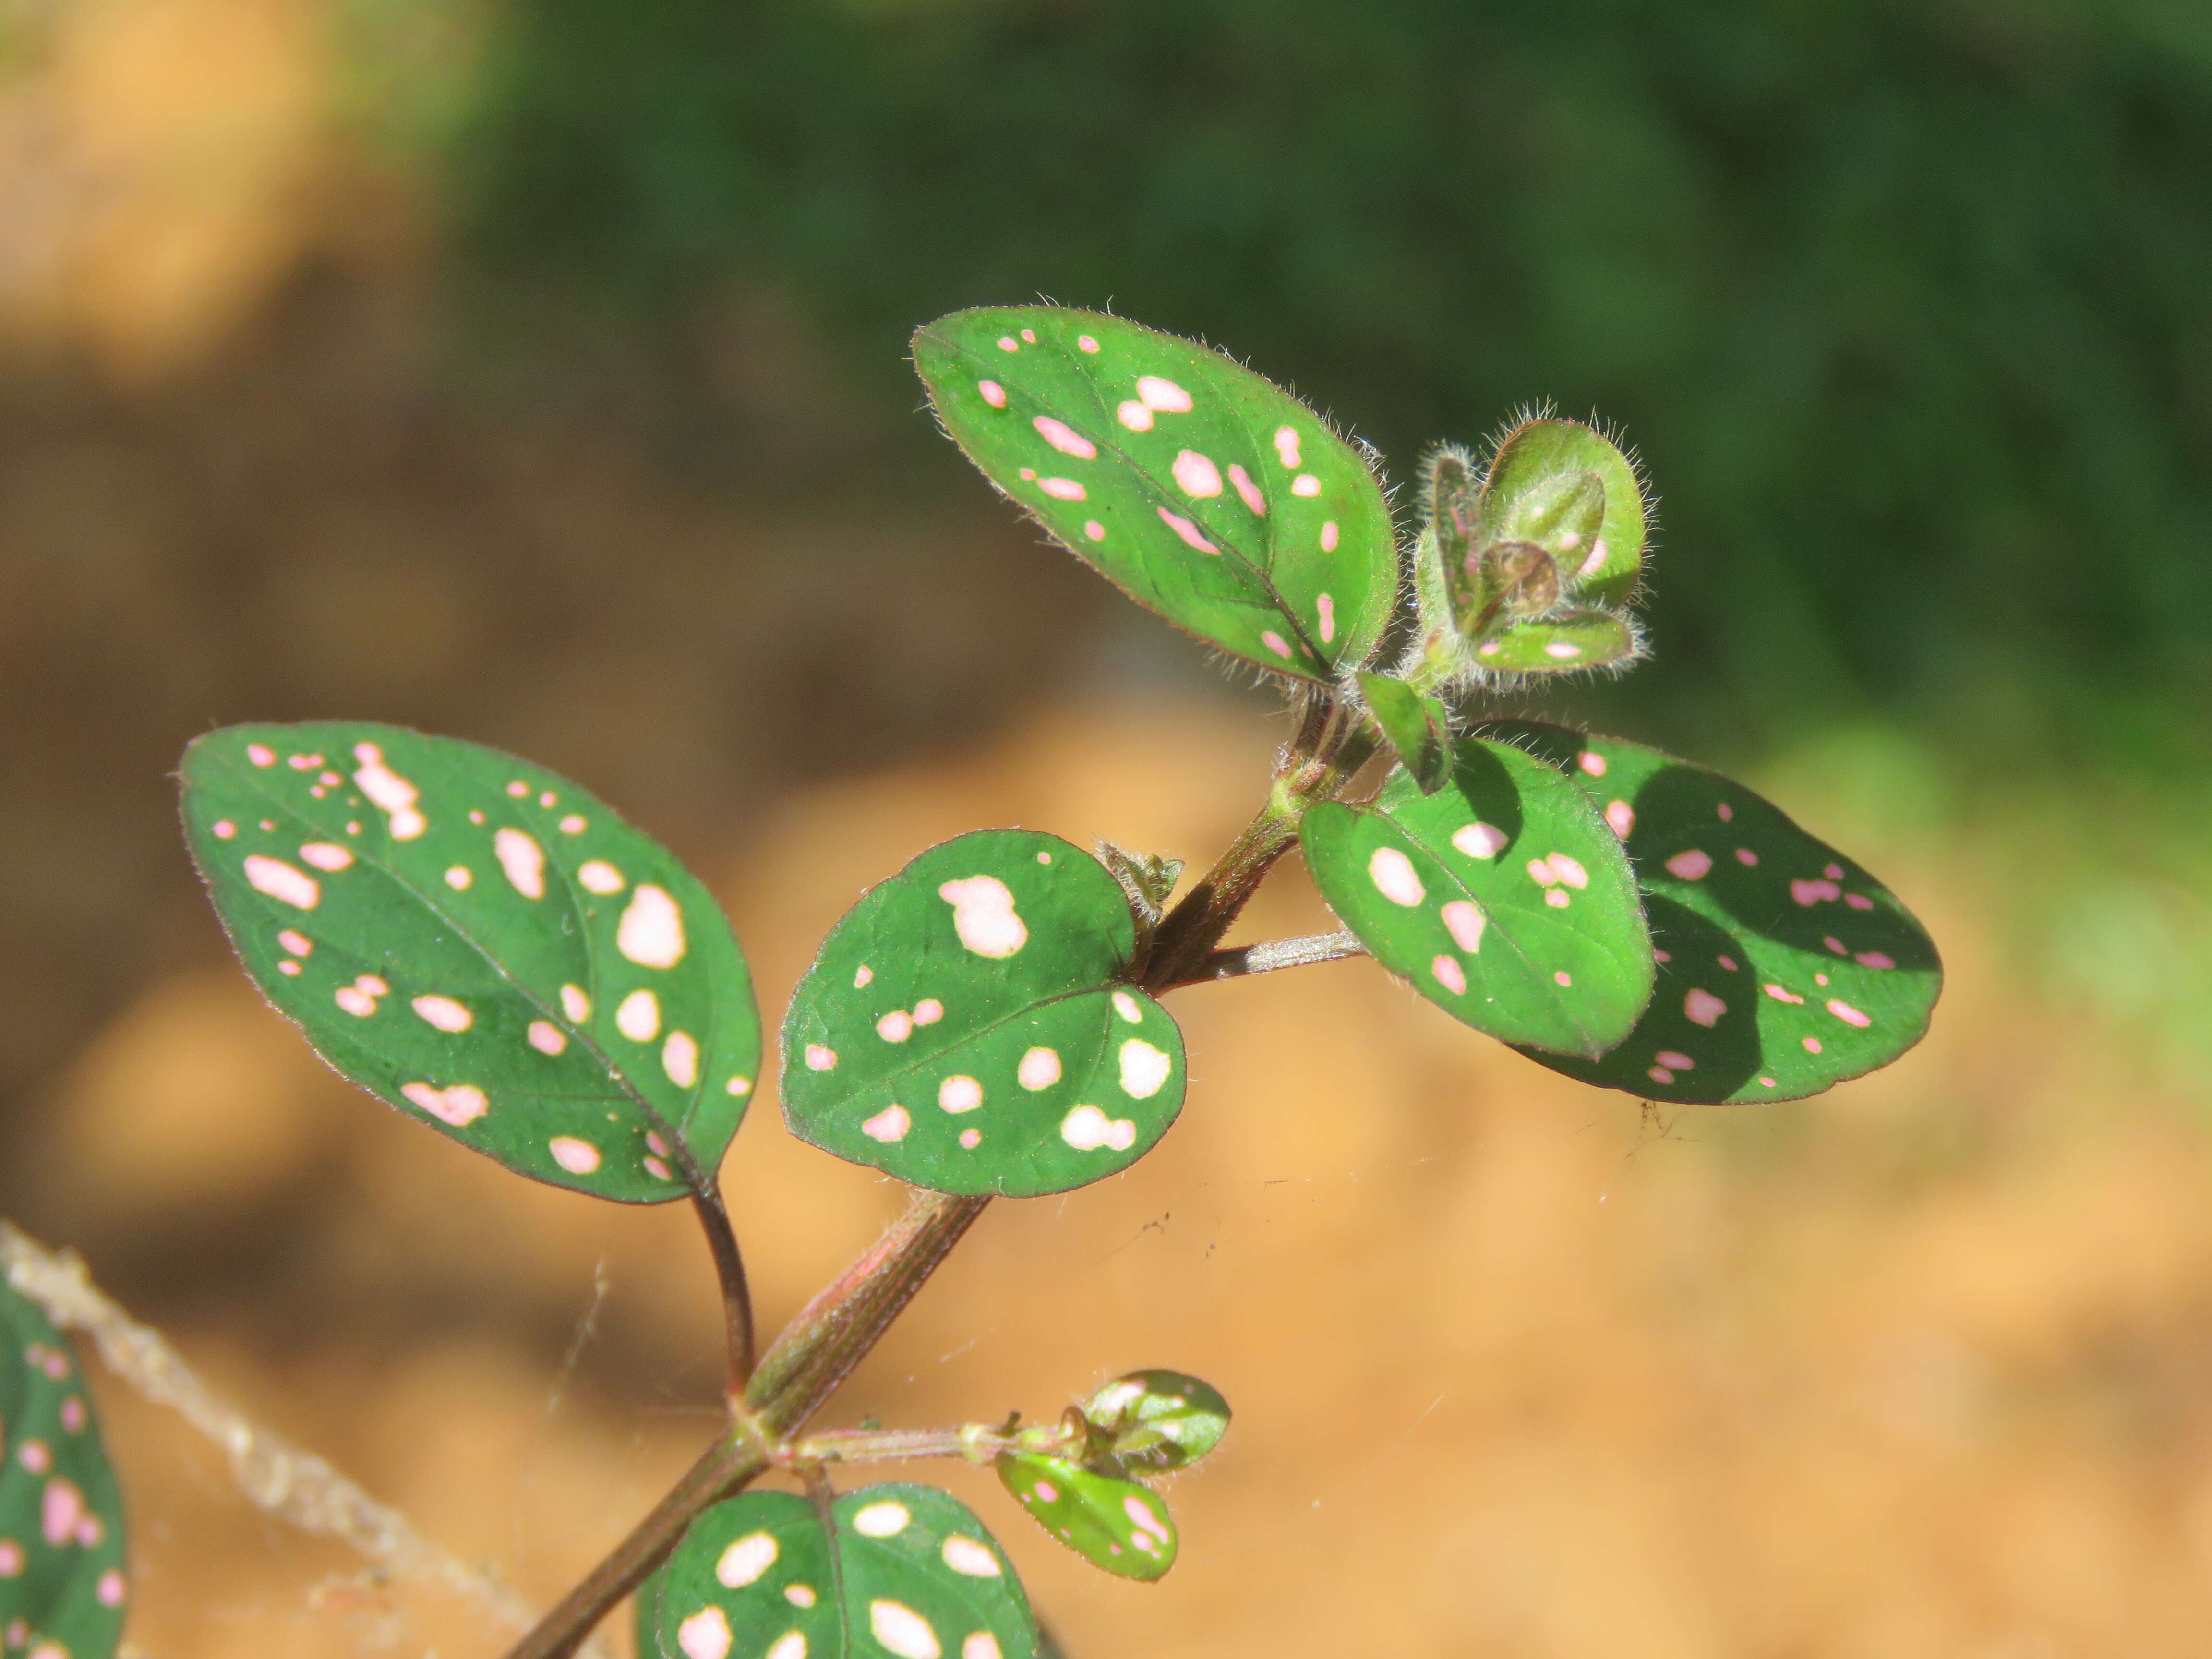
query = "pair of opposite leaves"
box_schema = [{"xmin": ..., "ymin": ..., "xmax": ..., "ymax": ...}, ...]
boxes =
[
  {"xmin": 179, "ymin": 709, "xmax": 1935, "ymax": 1226},
  {"xmin": 911, "ymin": 306, "xmax": 1641, "ymax": 685}
]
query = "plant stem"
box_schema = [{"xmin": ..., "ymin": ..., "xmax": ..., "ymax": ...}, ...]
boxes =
[
  {"xmin": 501, "ymin": 1434, "xmax": 763, "ymax": 1659},
  {"xmin": 792, "ymin": 1412, "xmax": 1084, "ymax": 1469},
  {"xmin": 498, "ymin": 1190, "xmax": 988, "ymax": 1659},
  {"xmin": 1177, "ymin": 930, "xmax": 1367, "ymax": 986},
  {"xmin": 1141, "ymin": 687, "xmax": 1375, "ymax": 991},
  {"xmin": 687, "ymin": 1187, "xmax": 755, "ymax": 1399}
]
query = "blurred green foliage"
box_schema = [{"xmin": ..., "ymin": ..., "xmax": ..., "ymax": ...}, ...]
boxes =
[{"xmin": 448, "ymin": 0, "xmax": 2212, "ymax": 751}]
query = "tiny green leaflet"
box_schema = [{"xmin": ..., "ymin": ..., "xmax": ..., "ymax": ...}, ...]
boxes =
[
  {"xmin": 0, "ymin": 1278, "xmax": 128, "ymax": 1659},
  {"xmin": 781, "ymin": 830, "xmax": 1187, "ymax": 1198},
  {"xmin": 1484, "ymin": 723, "xmax": 1942, "ymax": 1102},
  {"xmin": 1467, "ymin": 417, "xmax": 1647, "ymax": 613},
  {"xmin": 641, "ymin": 1485, "xmax": 1036, "ymax": 1659},
  {"xmin": 996, "ymin": 1454, "xmax": 1178, "ymax": 1582},
  {"xmin": 1301, "ymin": 734, "xmax": 1654, "ymax": 1058},
  {"xmin": 1358, "ymin": 673, "xmax": 1454, "ymax": 794},
  {"xmin": 1078, "ymin": 1370, "xmax": 1230, "ymax": 1476},
  {"xmin": 1468, "ymin": 608, "xmax": 1641, "ymax": 676},
  {"xmin": 180, "ymin": 723, "xmax": 761, "ymax": 1202},
  {"xmin": 914, "ymin": 306, "xmax": 1396, "ymax": 682}
]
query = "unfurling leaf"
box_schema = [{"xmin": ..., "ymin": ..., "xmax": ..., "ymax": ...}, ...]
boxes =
[
  {"xmin": 1486, "ymin": 723, "xmax": 1943, "ymax": 1102},
  {"xmin": 782, "ymin": 831, "xmax": 1187, "ymax": 1197},
  {"xmin": 1079, "ymin": 1370, "xmax": 1231, "ymax": 1475},
  {"xmin": 914, "ymin": 306, "xmax": 1396, "ymax": 681},
  {"xmin": 0, "ymin": 1279, "xmax": 128, "ymax": 1659},
  {"xmin": 641, "ymin": 1485, "xmax": 1036, "ymax": 1659},
  {"xmin": 1302, "ymin": 734, "xmax": 1654, "ymax": 1057},
  {"xmin": 1462, "ymin": 417, "xmax": 1647, "ymax": 614},
  {"xmin": 997, "ymin": 1453, "xmax": 1178, "ymax": 1582},
  {"xmin": 181, "ymin": 723, "xmax": 762, "ymax": 1202},
  {"xmin": 1358, "ymin": 673, "xmax": 1455, "ymax": 793}
]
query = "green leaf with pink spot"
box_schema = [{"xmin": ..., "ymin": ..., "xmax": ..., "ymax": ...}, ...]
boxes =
[
  {"xmin": 914, "ymin": 306, "xmax": 1397, "ymax": 681},
  {"xmin": 1358, "ymin": 673, "xmax": 1454, "ymax": 794},
  {"xmin": 781, "ymin": 830, "xmax": 1185, "ymax": 1198},
  {"xmin": 0, "ymin": 1277, "xmax": 129, "ymax": 1659},
  {"xmin": 1469, "ymin": 607, "xmax": 1642, "ymax": 676},
  {"xmin": 1301, "ymin": 735, "xmax": 1654, "ymax": 1058},
  {"xmin": 1078, "ymin": 1370, "xmax": 1231, "ymax": 1477},
  {"xmin": 180, "ymin": 722, "xmax": 762, "ymax": 1203},
  {"xmin": 997, "ymin": 1453, "xmax": 1178, "ymax": 1582},
  {"xmin": 1484, "ymin": 723, "xmax": 1942, "ymax": 1103},
  {"xmin": 640, "ymin": 1484, "xmax": 1037, "ymax": 1659}
]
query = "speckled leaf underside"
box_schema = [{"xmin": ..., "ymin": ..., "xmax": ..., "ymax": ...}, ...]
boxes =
[
  {"xmin": 640, "ymin": 1485, "xmax": 1036, "ymax": 1659},
  {"xmin": 0, "ymin": 1279, "xmax": 128, "ymax": 1659},
  {"xmin": 997, "ymin": 1453, "xmax": 1178, "ymax": 1583},
  {"xmin": 1302, "ymin": 735, "xmax": 1654, "ymax": 1058},
  {"xmin": 914, "ymin": 306, "xmax": 1396, "ymax": 681},
  {"xmin": 1489, "ymin": 723, "xmax": 1942, "ymax": 1102},
  {"xmin": 781, "ymin": 831, "xmax": 1186, "ymax": 1198},
  {"xmin": 180, "ymin": 722, "xmax": 762, "ymax": 1202}
]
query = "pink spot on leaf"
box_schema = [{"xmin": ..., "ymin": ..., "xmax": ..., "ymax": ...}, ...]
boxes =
[
  {"xmin": 978, "ymin": 379, "xmax": 1006, "ymax": 407},
  {"xmin": 1228, "ymin": 463, "xmax": 1266, "ymax": 514},
  {"xmin": 1172, "ymin": 450, "xmax": 1223, "ymax": 497},
  {"xmin": 1826, "ymin": 998, "xmax": 1872, "ymax": 1028},
  {"xmin": 1261, "ymin": 631, "xmax": 1293, "ymax": 659},
  {"xmin": 1040, "ymin": 477, "xmax": 1086, "ymax": 500},
  {"xmin": 1432, "ymin": 955, "xmax": 1466, "ymax": 995},
  {"xmin": 1665, "ymin": 849, "xmax": 1712, "ymax": 880},
  {"xmin": 1605, "ymin": 800, "xmax": 1635, "ymax": 838},
  {"xmin": 1684, "ymin": 988, "xmax": 1727, "ymax": 1026},
  {"xmin": 1033, "ymin": 415, "xmax": 1096, "ymax": 457},
  {"xmin": 1855, "ymin": 951, "xmax": 1895, "ymax": 970},
  {"xmin": 1157, "ymin": 507, "xmax": 1218, "ymax": 552},
  {"xmin": 1317, "ymin": 592, "xmax": 1335, "ymax": 642}
]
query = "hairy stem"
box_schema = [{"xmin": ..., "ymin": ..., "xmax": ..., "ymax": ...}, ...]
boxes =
[
  {"xmin": 791, "ymin": 1412, "xmax": 1084, "ymax": 1469},
  {"xmin": 1177, "ymin": 930, "xmax": 1367, "ymax": 986}
]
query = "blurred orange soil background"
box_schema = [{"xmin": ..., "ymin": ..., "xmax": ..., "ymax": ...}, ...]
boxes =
[{"xmin": 6, "ymin": 2, "xmax": 2212, "ymax": 1657}]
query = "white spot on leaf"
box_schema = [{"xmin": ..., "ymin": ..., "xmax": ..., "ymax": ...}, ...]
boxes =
[
  {"xmin": 1368, "ymin": 847, "xmax": 1424, "ymax": 906},
  {"xmin": 716, "ymin": 1530, "xmax": 779, "ymax": 1587},
  {"xmin": 412, "ymin": 995, "xmax": 472, "ymax": 1032},
  {"xmin": 1156, "ymin": 506, "xmax": 1218, "ymax": 552},
  {"xmin": 617, "ymin": 884, "xmax": 687, "ymax": 967},
  {"xmin": 939, "ymin": 1075, "xmax": 983, "ymax": 1113},
  {"xmin": 978, "ymin": 379, "xmax": 1007, "ymax": 407},
  {"xmin": 351, "ymin": 743, "xmax": 426, "ymax": 839},
  {"xmin": 913, "ymin": 998, "xmax": 943, "ymax": 1025},
  {"xmin": 278, "ymin": 929, "xmax": 312, "ymax": 956},
  {"xmin": 1040, "ymin": 477, "xmax": 1086, "ymax": 500},
  {"xmin": 664, "ymin": 1030, "xmax": 700, "ymax": 1087},
  {"xmin": 1227, "ymin": 462, "xmax": 1266, "ymax": 514},
  {"xmin": 863, "ymin": 1104, "xmax": 911, "ymax": 1143},
  {"xmin": 940, "ymin": 1536, "xmax": 1001, "ymax": 1577},
  {"xmin": 579, "ymin": 860, "xmax": 625, "ymax": 895},
  {"xmin": 495, "ymin": 829, "xmax": 546, "ymax": 898},
  {"xmin": 938, "ymin": 875, "xmax": 1027, "ymax": 957},
  {"xmin": 529, "ymin": 1021, "xmax": 567, "ymax": 1055},
  {"xmin": 1034, "ymin": 415, "xmax": 1096, "ymax": 457},
  {"xmin": 853, "ymin": 1500, "xmax": 910, "ymax": 1537},
  {"xmin": 1117, "ymin": 400, "xmax": 1154, "ymax": 431},
  {"xmin": 805, "ymin": 1044, "xmax": 836, "ymax": 1071},
  {"xmin": 1118, "ymin": 1039, "xmax": 1171, "ymax": 1099},
  {"xmin": 1291, "ymin": 474, "xmax": 1322, "ymax": 496},
  {"xmin": 1112, "ymin": 991, "xmax": 1142, "ymax": 1023},
  {"xmin": 1061, "ymin": 1105, "xmax": 1138, "ymax": 1152},
  {"xmin": 1136, "ymin": 375, "xmax": 1191, "ymax": 413},
  {"xmin": 677, "ymin": 1605, "xmax": 732, "ymax": 1659},
  {"xmin": 1452, "ymin": 822, "xmax": 1508, "ymax": 859},
  {"xmin": 1684, "ymin": 989, "xmax": 1727, "ymax": 1027},
  {"xmin": 560, "ymin": 984, "xmax": 590, "ymax": 1022},
  {"xmin": 870, "ymin": 1600, "xmax": 941, "ymax": 1659},
  {"xmin": 1172, "ymin": 450, "xmax": 1223, "ymax": 497},
  {"xmin": 1665, "ymin": 849, "xmax": 1713, "ymax": 880},
  {"xmin": 1273, "ymin": 426, "xmax": 1302, "ymax": 468},
  {"xmin": 300, "ymin": 842, "xmax": 353, "ymax": 872},
  {"xmin": 877, "ymin": 1010, "xmax": 914, "ymax": 1042},
  {"xmin": 549, "ymin": 1136, "xmax": 601, "ymax": 1174},
  {"xmin": 1018, "ymin": 1046, "xmax": 1061, "ymax": 1090},
  {"xmin": 445, "ymin": 866, "xmax": 473, "ymax": 890},
  {"xmin": 1441, "ymin": 899, "xmax": 1486, "ymax": 952},
  {"xmin": 616, "ymin": 989, "xmax": 661, "ymax": 1042},
  {"xmin": 244, "ymin": 855, "xmax": 319, "ymax": 910},
  {"xmin": 402, "ymin": 1082, "xmax": 487, "ymax": 1126},
  {"xmin": 1432, "ymin": 955, "xmax": 1466, "ymax": 995}
]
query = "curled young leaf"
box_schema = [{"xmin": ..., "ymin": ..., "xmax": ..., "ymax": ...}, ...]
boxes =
[
  {"xmin": 1486, "ymin": 723, "xmax": 1942, "ymax": 1102},
  {"xmin": 0, "ymin": 1279, "xmax": 129, "ymax": 1659},
  {"xmin": 996, "ymin": 1453, "xmax": 1178, "ymax": 1583},
  {"xmin": 642, "ymin": 1485, "xmax": 1036, "ymax": 1659},
  {"xmin": 1079, "ymin": 1370, "xmax": 1231, "ymax": 1475},
  {"xmin": 1358, "ymin": 673, "xmax": 1455, "ymax": 794},
  {"xmin": 1467, "ymin": 417, "xmax": 1647, "ymax": 613},
  {"xmin": 180, "ymin": 723, "xmax": 762, "ymax": 1202},
  {"xmin": 781, "ymin": 831, "xmax": 1187, "ymax": 1197},
  {"xmin": 914, "ymin": 306, "xmax": 1397, "ymax": 681},
  {"xmin": 1301, "ymin": 735, "xmax": 1654, "ymax": 1058}
]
